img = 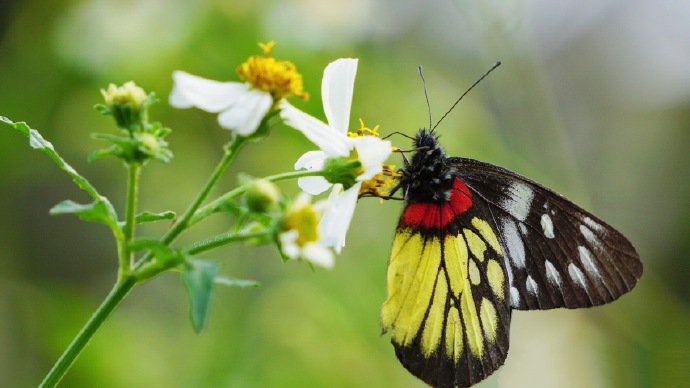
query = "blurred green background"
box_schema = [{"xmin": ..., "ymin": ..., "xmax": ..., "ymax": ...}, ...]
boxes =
[{"xmin": 1, "ymin": 1, "xmax": 689, "ymax": 387}]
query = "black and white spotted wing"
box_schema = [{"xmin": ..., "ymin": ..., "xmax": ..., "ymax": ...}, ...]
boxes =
[{"xmin": 449, "ymin": 157, "xmax": 643, "ymax": 310}]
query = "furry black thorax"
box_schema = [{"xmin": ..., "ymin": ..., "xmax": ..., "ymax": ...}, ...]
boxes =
[{"xmin": 398, "ymin": 130, "xmax": 455, "ymax": 203}]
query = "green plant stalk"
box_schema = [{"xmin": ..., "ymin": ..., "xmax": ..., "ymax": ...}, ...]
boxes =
[
  {"xmin": 189, "ymin": 169, "xmax": 327, "ymax": 225},
  {"xmin": 135, "ymin": 230, "xmax": 270, "ymax": 282},
  {"xmin": 132, "ymin": 136, "xmax": 247, "ymax": 272},
  {"xmin": 121, "ymin": 163, "xmax": 141, "ymax": 275},
  {"xmin": 42, "ymin": 137, "xmax": 246, "ymax": 386},
  {"xmin": 185, "ymin": 230, "xmax": 271, "ymax": 256},
  {"xmin": 39, "ymin": 276, "xmax": 136, "ymax": 388}
]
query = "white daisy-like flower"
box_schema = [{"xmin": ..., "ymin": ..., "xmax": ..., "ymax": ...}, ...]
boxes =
[
  {"xmin": 280, "ymin": 58, "xmax": 394, "ymax": 253},
  {"xmin": 169, "ymin": 41, "xmax": 308, "ymax": 136},
  {"xmin": 278, "ymin": 193, "xmax": 334, "ymax": 268}
]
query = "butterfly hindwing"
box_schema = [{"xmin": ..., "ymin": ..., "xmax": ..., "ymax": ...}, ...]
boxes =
[
  {"xmin": 449, "ymin": 157, "xmax": 643, "ymax": 310},
  {"xmin": 382, "ymin": 185, "xmax": 511, "ymax": 388}
]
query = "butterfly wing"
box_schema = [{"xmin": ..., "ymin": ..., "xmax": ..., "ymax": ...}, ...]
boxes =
[
  {"xmin": 449, "ymin": 157, "xmax": 643, "ymax": 310},
  {"xmin": 381, "ymin": 179, "xmax": 512, "ymax": 387}
]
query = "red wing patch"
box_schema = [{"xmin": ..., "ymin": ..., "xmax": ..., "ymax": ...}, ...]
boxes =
[{"xmin": 400, "ymin": 179, "xmax": 473, "ymax": 228}]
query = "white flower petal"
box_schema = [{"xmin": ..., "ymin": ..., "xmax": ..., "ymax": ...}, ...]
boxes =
[
  {"xmin": 302, "ymin": 243, "xmax": 335, "ymax": 269},
  {"xmin": 217, "ymin": 89, "xmax": 273, "ymax": 135},
  {"xmin": 350, "ymin": 136, "xmax": 392, "ymax": 181},
  {"xmin": 279, "ymin": 100, "xmax": 351, "ymax": 156},
  {"xmin": 294, "ymin": 150, "xmax": 331, "ymax": 194},
  {"xmin": 169, "ymin": 71, "xmax": 248, "ymax": 112},
  {"xmin": 319, "ymin": 183, "xmax": 361, "ymax": 253},
  {"xmin": 322, "ymin": 58, "xmax": 358, "ymax": 134},
  {"xmin": 298, "ymin": 176, "xmax": 331, "ymax": 195},
  {"xmin": 294, "ymin": 150, "xmax": 327, "ymax": 170},
  {"xmin": 279, "ymin": 230, "xmax": 300, "ymax": 259}
]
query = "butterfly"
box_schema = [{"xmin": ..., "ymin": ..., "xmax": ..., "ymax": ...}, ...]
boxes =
[{"xmin": 379, "ymin": 64, "xmax": 643, "ymax": 388}]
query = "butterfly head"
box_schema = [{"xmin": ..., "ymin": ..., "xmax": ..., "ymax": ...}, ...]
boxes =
[{"xmin": 398, "ymin": 129, "xmax": 453, "ymax": 203}]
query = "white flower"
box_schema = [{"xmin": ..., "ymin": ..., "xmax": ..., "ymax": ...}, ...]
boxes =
[
  {"xmin": 170, "ymin": 73, "xmax": 272, "ymax": 136},
  {"xmin": 280, "ymin": 58, "xmax": 393, "ymax": 253},
  {"xmin": 169, "ymin": 41, "xmax": 307, "ymax": 136},
  {"xmin": 279, "ymin": 193, "xmax": 334, "ymax": 268}
]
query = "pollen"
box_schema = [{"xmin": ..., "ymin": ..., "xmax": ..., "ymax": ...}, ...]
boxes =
[
  {"xmin": 236, "ymin": 41, "xmax": 308, "ymax": 102},
  {"xmin": 360, "ymin": 164, "xmax": 400, "ymax": 198},
  {"xmin": 348, "ymin": 118, "xmax": 381, "ymax": 138}
]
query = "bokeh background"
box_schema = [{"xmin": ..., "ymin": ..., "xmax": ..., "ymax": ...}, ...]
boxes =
[{"xmin": 1, "ymin": 0, "xmax": 689, "ymax": 387}]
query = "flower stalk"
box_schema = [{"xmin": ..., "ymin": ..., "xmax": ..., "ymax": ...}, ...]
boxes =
[{"xmin": 39, "ymin": 276, "xmax": 137, "ymax": 388}]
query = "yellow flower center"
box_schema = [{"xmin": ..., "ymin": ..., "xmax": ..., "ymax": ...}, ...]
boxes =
[
  {"xmin": 284, "ymin": 202, "xmax": 320, "ymax": 246},
  {"xmin": 359, "ymin": 164, "xmax": 400, "ymax": 197},
  {"xmin": 347, "ymin": 119, "xmax": 400, "ymax": 197},
  {"xmin": 236, "ymin": 41, "xmax": 308, "ymax": 102}
]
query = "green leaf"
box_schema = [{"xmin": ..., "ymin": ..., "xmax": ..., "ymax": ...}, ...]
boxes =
[
  {"xmin": 94, "ymin": 104, "xmax": 111, "ymax": 116},
  {"xmin": 135, "ymin": 211, "xmax": 176, "ymax": 224},
  {"xmin": 50, "ymin": 200, "xmax": 117, "ymax": 228},
  {"xmin": 1, "ymin": 117, "xmax": 118, "ymax": 229},
  {"xmin": 214, "ymin": 275, "xmax": 260, "ymax": 288},
  {"xmin": 183, "ymin": 259, "xmax": 219, "ymax": 333}
]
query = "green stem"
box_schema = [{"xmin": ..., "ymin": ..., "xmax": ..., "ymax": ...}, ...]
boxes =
[
  {"xmin": 190, "ymin": 169, "xmax": 326, "ymax": 225},
  {"xmin": 121, "ymin": 163, "xmax": 141, "ymax": 274},
  {"xmin": 133, "ymin": 137, "xmax": 246, "ymax": 271},
  {"xmin": 40, "ymin": 277, "xmax": 137, "ymax": 388},
  {"xmin": 134, "ymin": 230, "xmax": 269, "ymax": 282},
  {"xmin": 185, "ymin": 230, "xmax": 270, "ymax": 256}
]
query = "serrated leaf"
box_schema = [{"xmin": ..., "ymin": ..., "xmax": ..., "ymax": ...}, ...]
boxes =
[
  {"xmin": 135, "ymin": 210, "xmax": 176, "ymax": 224},
  {"xmin": 1, "ymin": 117, "xmax": 118, "ymax": 229},
  {"xmin": 214, "ymin": 275, "xmax": 260, "ymax": 288},
  {"xmin": 50, "ymin": 200, "xmax": 116, "ymax": 227},
  {"xmin": 183, "ymin": 259, "xmax": 219, "ymax": 333}
]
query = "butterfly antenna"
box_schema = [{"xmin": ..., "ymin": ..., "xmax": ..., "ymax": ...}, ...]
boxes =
[
  {"xmin": 418, "ymin": 65, "xmax": 433, "ymax": 132},
  {"xmin": 431, "ymin": 61, "xmax": 501, "ymax": 131}
]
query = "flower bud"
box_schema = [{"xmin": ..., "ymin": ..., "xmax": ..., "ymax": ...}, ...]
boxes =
[
  {"xmin": 244, "ymin": 178, "xmax": 280, "ymax": 213},
  {"xmin": 100, "ymin": 81, "xmax": 149, "ymax": 131}
]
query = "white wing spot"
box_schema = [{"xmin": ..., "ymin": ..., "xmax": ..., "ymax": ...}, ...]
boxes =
[
  {"xmin": 502, "ymin": 218, "xmax": 526, "ymax": 269},
  {"xmin": 510, "ymin": 287, "xmax": 520, "ymax": 307},
  {"xmin": 544, "ymin": 260, "xmax": 562, "ymax": 287},
  {"xmin": 526, "ymin": 276, "xmax": 539, "ymax": 296},
  {"xmin": 518, "ymin": 222, "xmax": 528, "ymax": 235},
  {"xmin": 501, "ymin": 182, "xmax": 534, "ymax": 221},
  {"xmin": 568, "ymin": 263, "xmax": 587, "ymax": 289},
  {"xmin": 578, "ymin": 246, "xmax": 601, "ymax": 278},
  {"xmin": 540, "ymin": 213, "xmax": 555, "ymax": 239},
  {"xmin": 580, "ymin": 224, "xmax": 603, "ymax": 251},
  {"xmin": 584, "ymin": 216, "xmax": 605, "ymax": 232}
]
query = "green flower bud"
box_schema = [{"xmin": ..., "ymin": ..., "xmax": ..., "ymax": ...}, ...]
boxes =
[
  {"xmin": 244, "ymin": 178, "xmax": 280, "ymax": 213},
  {"xmin": 100, "ymin": 81, "xmax": 149, "ymax": 131},
  {"xmin": 321, "ymin": 156, "xmax": 362, "ymax": 190}
]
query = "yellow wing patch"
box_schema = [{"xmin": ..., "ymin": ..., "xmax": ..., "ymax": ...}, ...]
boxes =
[
  {"xmin": 382, "ymin": 218, "xmax": 508, "ymax": 367},
  {"xmin": 384, "ymin": 217, "xmax": 511, "ymax": 388},
  {"xmin": 471, "ymin": 217, "xmax": 503, "ymax": 254}
]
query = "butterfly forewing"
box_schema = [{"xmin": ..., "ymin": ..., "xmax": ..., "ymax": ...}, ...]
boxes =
[{"xmin": 450, "ymin": 157, "xmax": 643, "ymax": 310}]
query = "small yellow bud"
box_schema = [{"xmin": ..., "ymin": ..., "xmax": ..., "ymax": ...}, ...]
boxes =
[{"xmin": 101, "ymin": 81, "xmax": 147, "ymax": 109}]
